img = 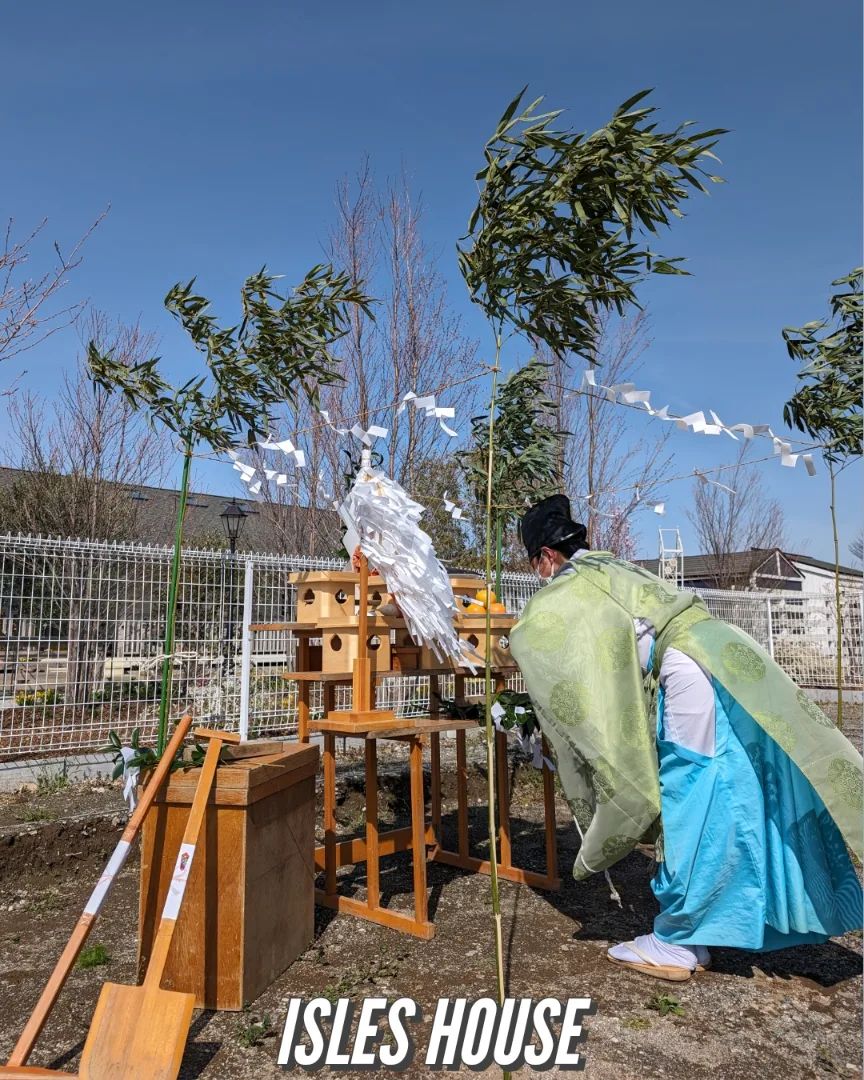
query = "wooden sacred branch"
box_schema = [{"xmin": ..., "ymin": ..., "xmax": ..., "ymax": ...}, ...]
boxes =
[{"xmin": 251, "ymin": 553, "xmax": 559, "ymax": 940}]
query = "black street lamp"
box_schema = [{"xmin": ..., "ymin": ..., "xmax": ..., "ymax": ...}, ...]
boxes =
[
  {"xmin": 220, "ymin": 501, "xmax": 248, "ymax": 555},
  {"xmin": 220, "ymin": 502, "xmax": 248, "ymax": 671}
]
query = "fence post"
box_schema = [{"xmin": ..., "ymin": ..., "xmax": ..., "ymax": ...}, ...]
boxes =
[
  {"xmin": 766, "ymin": 597, "xmax": 774, "ymax": 660},
  {"xmin": 238, "ymin": 556, "xmax": 254, "ymax": 741}
]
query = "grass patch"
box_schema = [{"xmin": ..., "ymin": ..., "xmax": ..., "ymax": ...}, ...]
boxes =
[
  {"xmin": 647, "ymin": 993, "xmax": 685, "ymax": 1018},
  {"xmin": 235, "ymin": 1013, "xmax": 274, "ymax": 1048},
  {"xmin": 622, "ymin": 1016, "xmax": 651, "ymax": 1030},
  {"xmin": 25, "ymin": 889, "xmax": 63, "ymax": 914},
  {"xmin": 322, "ymin": 974, "xmax": 356, "ymax": 1003},
  {"xmin": 36, "ymin": 762, "xmax": 70, "ymax": 796},
  {"xmin": 76, "ymin": 944, "xmax": 111, "ymax": 969},
  {"xmin": 19, "ymin": 807, "xmax": 52, "ymax": 823}
]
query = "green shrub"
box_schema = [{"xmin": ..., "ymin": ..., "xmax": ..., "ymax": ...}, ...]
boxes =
[
  {"xmin": 94, "ymin": 680, "xmax": 160, "ymax": 703},
  {"xmin": 77, "ymin": 944, "xmax": 110, "ymax": 969},
  {"xmin": 15, "ymin": 688, "xmax": 62, "ymax": 707}
]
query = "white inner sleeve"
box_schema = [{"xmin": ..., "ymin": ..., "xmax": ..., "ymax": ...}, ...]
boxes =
[
  {"xmin": 658, "ymin": 647, "xmax": 716, "ymax": 758},
  {"xmin": 564, "ymin": 552, "xmax": 716, "ymax": 758},
  {"xmin": 635, "ymin": 619, "xmax": 714, "ymax": 757}
]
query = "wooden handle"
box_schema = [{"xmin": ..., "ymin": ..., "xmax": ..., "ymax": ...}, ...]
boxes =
[
  {"xmin": 357, "ymin": 553, "xmax": 369, "ymax": 643},
  {"xmin": 143, "ymin": 735, "xmax": 224, "ymax": 990},
  {"xmin": 120, "ymin": 716, "xmax": 195, "ymax": 842},
  {"xmin": 7, "ymin": 716, "xmax": 193, "ymax": 1067},
  {"xmin": 190, "ymin": 727, "xmax": 241, "ymax": 744}
]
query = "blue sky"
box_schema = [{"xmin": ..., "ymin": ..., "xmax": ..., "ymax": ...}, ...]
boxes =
[{"xmin": 1, "ymin": 0, "xmax": 861, "ymax": 561}]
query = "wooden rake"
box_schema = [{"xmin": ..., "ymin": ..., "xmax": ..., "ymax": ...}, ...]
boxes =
[
  {"xmin": 1, "ymin": 715, "xmax": 194, "ymax": 1076},
  {"xmin": 77, "ymin": 727, "xmax": 240, "ymax": 1080}
]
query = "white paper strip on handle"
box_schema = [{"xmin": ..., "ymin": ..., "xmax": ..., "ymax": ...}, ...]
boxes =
[
  {"xmin": 83, "ymin": 839, "xmax": 132, "ymax": 916},
  {"xmin": 161, "ymin": 842, "xmax": 196, "ymax": 921}
]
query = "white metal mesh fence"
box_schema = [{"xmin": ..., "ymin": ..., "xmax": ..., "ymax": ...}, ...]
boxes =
[{"xmin": 0, "ymin": 533, "xmax": 859, "ymax": 760}]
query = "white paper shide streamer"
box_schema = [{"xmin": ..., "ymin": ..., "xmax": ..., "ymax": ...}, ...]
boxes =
[
  {"xmin": 579, "ymin": 369, "xmax": 817, "ymax": 476},
  {"xmin": 340, "ymin": 458, "xmax": 472, "ymax": 668}
]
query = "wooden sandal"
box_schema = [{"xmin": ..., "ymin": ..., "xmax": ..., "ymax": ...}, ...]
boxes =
[{"xmin": 606, "ymin": 940, "xmax": 694, "ymax": 982}]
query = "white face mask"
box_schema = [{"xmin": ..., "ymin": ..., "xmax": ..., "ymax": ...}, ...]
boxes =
[{"xmin": 533, "ymin": 552, "xmax": 554, "ymax": 585}]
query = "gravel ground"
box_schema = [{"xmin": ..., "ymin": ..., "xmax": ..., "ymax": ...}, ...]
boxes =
[{"xmin": 0, "ymin": 714, "xmax": 860, "ymax": 1079}]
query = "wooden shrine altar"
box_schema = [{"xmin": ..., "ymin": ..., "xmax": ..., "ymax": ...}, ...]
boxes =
[{"xmin": 250, "ymin": 555, "xmax": 559, "ymax": 939}]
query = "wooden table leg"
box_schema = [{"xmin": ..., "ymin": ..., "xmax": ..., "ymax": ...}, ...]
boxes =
[
  {"xmin": 323, "ymin": 732, "xmax": 337, "ymax": 898},
  {"xmin": 454, "ymin": 672, "xmax": 465, "ymax": 703},
  {"xmin": 542, "ymin": 735, "xmax": 558, "ymax": 883},
  {"xmin": 456, "ymin": 728, "xmax": 469, "ymax": 858},
  {"xmin": 409, "ymin": 736, "xmax": 428, "ymax": 927},
  {"xmin": 495, "ymin": 729, "xmax": 512, "ymax": 871},
  {"xmin": 365, "ymin": 739, "xmax": 380, "ymax": 909},
  {"xmin": 297, "ymin": 682, "xmax": 311, "ymax": 743},
  {"xmin": 430, "ymin": 732, "xmax": 441, "ymax": 839}
]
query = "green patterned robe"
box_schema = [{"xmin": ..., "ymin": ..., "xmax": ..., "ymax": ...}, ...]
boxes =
[{"xmin": 509, "ymin": 552, "xmax": 864, "ymax": 881}]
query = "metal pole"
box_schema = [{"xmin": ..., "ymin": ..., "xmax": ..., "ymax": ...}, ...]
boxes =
[
  {"xmin": 224, "ymin": 538, "xmax": 236, "ymax": 673},
  {"xmin": 766, "ymin": 596, "xmax": 774, "ymax": 659},
  {"xmin": 238, "ymin": 557, "xmax": 254, "ymax": 741}
]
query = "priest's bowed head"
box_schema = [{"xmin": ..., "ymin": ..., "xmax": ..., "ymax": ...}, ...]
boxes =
[{"xmin": 520, "ymin": 494, "xmax": 588, "ymax": 571}]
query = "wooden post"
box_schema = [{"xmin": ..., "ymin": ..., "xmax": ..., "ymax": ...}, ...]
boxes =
[
  {"xmin": 323, "ymin": 733, "xmax": 337, "ymax": 898},
  {"xmin": 297, "ymin": 682, "xmax": 311, "ymax": 743},
  {"xmin": 365, "ymin": 740, "xmax": 380, "ymax": 910},
  {"xmin": 409, "ymin": 737, "xmax": 428, "ymax": 926},
  {"xmin": 456, "ymin": 728, "xmax": 469, "ymax": 858},
  {"xmin": 430, "ymin": 732, "xmax": 441, "ymax": 837},
  {"xmin": 354, "ymin": 554, "xmax": 371, "ymax": 713}
]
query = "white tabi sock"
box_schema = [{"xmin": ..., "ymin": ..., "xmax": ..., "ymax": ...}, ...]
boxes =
[{"xmin": 608, "ymin": 933, "xmax": 711, "ymax": 971}]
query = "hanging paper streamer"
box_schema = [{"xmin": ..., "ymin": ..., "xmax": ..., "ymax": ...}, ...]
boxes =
[
  {"xmin": 258, "ymin": 436, "xmax": 306, "ymax": 468},
  {"xmin": 317, "ymin": 469, "xmax": 332, "ymax": 500},
  {"xmin": 397, "ymin": 390, "xmax": 459, "ymax": 437},
  {"xmin": 232, "ymin": 461, "xmax": 256, "ymax": 483},
  {"xmin": 319, "ymin": 409, "xmax": 350, "ymax": 437},
  {"xmin": 694, "ymin": 469, "xmax": 737, "ymax": 495},
  {"xmin": 350, "ymin": 423, "xmax": 389, "ymax": 447},
  {"xmin": 339, "ymin": 461, "xmax": 474, "ymax": 669},
  {"xmin": 443, "ymin": 491, "xmax": 464, "ymax": 520},
  {"xmin": 578, "ymin": 370, "xmax": 817, "ymax": 475},
  {"xmin": 771, "ymin": 435, "xmax": 814, "ymax": 472}
]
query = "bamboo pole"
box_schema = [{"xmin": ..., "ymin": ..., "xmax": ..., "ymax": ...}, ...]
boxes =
[
  {"xmin": 829, "ymin": 461, "xmax": 844, "ymax": 730},
  {"xmin": 482, "ymin": 335, "xmax": 509, "ymax": 1080},
  {"xmin": 157, "ymin": 439, "xmax": 193, "ymax": 754},
  {"xmin": 495, "ymin": 514, "xmax": 503, "ymax": 602}
]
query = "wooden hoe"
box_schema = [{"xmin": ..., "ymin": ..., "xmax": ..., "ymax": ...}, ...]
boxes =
[
  {"xmin": 0, "ymin": 715, "xmax": 193, "ymax": 1077},
  {"xmin": 1, "ymin": 724, "xmax": 240, "ymax": 1080}
]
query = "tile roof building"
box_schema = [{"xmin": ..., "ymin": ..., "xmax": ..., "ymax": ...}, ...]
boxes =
[
  {"xmin": 637, "ymin": 547, "xmax": 862, "ymax": 594},
  {"xmin": 0, "ymin": 467, "xmax": 339, "ymax": 555}
]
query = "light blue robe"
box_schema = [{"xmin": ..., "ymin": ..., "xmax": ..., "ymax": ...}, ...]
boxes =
[{"xmin": 652, "ymin": 678, "xmax": 863, "ymax": 949}]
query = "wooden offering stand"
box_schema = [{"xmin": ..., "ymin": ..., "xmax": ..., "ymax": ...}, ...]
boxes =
[{"xmin": 251, "ymin": 555, "xmax": 559, "ymax": 940}]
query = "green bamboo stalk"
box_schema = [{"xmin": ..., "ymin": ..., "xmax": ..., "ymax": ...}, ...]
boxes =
[
  {"xmin": 156, "ymin": 440, "xmax": 193, "ymax": 754},
  {"xmin": 482, "ymin": 336, "xmax": 509, "ymax": 1080},
  {"xmin": 829, "ymin": 461, "xmax": 844, "ymax": 730},
  {"xmin": 495, "ymin": 513, "xmax": 503, "ymax": 601}
]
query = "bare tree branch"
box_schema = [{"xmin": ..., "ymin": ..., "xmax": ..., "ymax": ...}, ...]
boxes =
[
  {"xmin": 0, "ymin": 210, "xmax": 107, "ymax": 369},
  {"xmin": 686, "ymin": 443, "xmax": 786, "ymax": 588},
  {"xmin": 0, "ymin": 310, "xmax": 169, "ymax": 540},
  {"xmin": 542, "ymin": 309, "xmax": 673, "ymax": 557},
  {"xmin": 254, "ymin": 167, "xmax": 480, "ymax": 555}
]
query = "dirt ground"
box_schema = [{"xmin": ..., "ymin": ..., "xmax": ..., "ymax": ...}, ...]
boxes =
[{"xmin": 0, "ymin": 714, "xmax": 861, "ymax": 1080}]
